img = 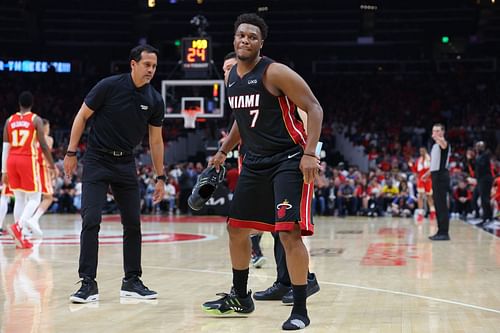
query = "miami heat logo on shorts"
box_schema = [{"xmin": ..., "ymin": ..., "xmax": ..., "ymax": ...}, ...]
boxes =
[{"xmin": 276, "ymin": 199, "xmax": 292, "ymax": 219}]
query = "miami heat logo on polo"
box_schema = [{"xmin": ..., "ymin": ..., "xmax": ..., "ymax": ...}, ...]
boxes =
[{"xmin": 277, "ymin": 199, "xmax": 292, "ymax": 219}]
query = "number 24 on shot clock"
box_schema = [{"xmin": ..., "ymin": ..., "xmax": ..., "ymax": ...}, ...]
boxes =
[{"xmin": 182, "ymin": 37, "xmax": 211, "ymax": 69}]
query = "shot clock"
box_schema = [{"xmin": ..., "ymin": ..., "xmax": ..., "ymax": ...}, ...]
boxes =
[{"xmin": 182, "ymin": 37, "xmax": 211, "ymax": 70}]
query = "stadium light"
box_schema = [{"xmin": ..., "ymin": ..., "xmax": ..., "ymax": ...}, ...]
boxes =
[{"xmin": 441, "ymin": 36, "xmax": 450, "ymax": 44}]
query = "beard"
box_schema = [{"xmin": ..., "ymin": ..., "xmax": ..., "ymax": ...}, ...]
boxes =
[
  {"xmin": 237, "ymin": 49, "xmax": 259, "ymax": 62},
  {"xmin": 237, "ymin": 54, "xmax": 251, "ymax": 61}
]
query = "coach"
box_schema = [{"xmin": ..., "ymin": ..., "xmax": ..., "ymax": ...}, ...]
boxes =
[{"xmin": 64, "ymin": 44, "xmax": 166, "ymax": 303}]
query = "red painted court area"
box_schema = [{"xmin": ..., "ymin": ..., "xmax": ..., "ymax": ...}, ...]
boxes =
[
  {"xmin": 0, "ymin": 232, "xmax": 209, "ymax": 246},
  {"xmin": 361, "ymin": 227, "xmax": 420, "ymax": 266}
]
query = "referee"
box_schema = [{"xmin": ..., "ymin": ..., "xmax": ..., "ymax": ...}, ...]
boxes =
[
  {"xmin": 427, "ymin": 123, "xmax": 451, "ymax": 241},
  {"xmin": 64, "ymin": 44, "xmax": 166, "ymax": 303}
]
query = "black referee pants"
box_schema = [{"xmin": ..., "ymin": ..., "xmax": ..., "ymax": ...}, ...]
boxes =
[
  {"xmin": 273, "ymin": 232, "xmax": 313, "ymax": 285},
  {"xmin": 79, "ymin": 150, "xmax": 142, "ymax": 280},
  {"xmin": 478, "ymin": 177, "xmax": 493, "ymax": 221},
  {"xmin": 273, "ymin": 232, "xmax": 291, "ymax": 286},
  {"xmin": 431, "ymin": 171, "xmax": 450, "ymax": 235}
]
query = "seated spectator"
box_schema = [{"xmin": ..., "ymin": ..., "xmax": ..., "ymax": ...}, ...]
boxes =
[
  {"xmin": 354, "ymin": 177, "xmax": 368, "ymax": 215},
  {"xmin": 337, "ymin": 179, "xmax": 357, "ymax": 216},
  {"xmin": 58, "ymin": 177, "xmax": 76, "ymax": 213},
  {"xmin": 453, "ymin": 179, "xmax": 473, "ymax": 220},
  {"xmin": 391, "ymin": 190, "xmax": 416, "ymax": 218},
  {"xmin": 366, "ymin": 178, "xmax": 383, "ymax": 217},
  {"xmin": 163, "ymin": 177, "xmax": 177, "ymax": 214},
  {"xmin": 381, "ymin": 178, "xmax": 399, "ymax": 213},
  {"xmin": 312, "ymin": 167, "xmax": 329, "ymax": 215}
]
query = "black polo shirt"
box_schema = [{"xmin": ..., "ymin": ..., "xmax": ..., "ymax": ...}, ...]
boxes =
[{"xmin": 84, "ymin": 73, "xmax": 164, "ymax": 152}]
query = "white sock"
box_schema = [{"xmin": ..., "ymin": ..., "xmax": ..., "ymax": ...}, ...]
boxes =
[
  {"xmin": 20, "ymin": 192, "xmax": 42, "ymax": 227},
  {"xmin": 30, "ymin": 207, "xmax": 46, "ymax": 223},
  {"xmin": 0, "ymin": 196, "xmax": 9, "ymax": 229},
  {"xmin": 13, "ymin": 190, "xmax": 27, "ymax": 227}
]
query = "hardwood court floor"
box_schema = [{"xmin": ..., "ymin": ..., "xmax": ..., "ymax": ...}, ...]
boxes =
[{"xmin": 1, "ymin": 214, "xmax": 499, "ymax": 333}]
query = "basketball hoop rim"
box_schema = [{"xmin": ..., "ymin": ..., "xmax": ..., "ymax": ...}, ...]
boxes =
[{"xmin": 181, "ymin": 109, "xmax": 203, "ymax": 129}]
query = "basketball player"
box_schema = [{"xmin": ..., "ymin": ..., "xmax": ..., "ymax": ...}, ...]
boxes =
[
  {"xmin": 25, "ymin": 119, "xmax": 55, "ymax": 237},
  {"xmin": 409, "ymin": 147, "xmax": 436, "ymax": 222},
  {"xmin": 203, "ymin": 14, "xmax": 323, "ymax": 330},
  {"xmin": 427, "ymin": 123, "xmax": 451, "ymax": 241},
  {"xmin": 224, "ymin": 50, "xmax": 320, "ymax": 302},
  {"xmin": 224, "ymin": 51, "xmax": 268, "ymax": 268},
  {"xmin": 64, "ymin": 44, "xmax": 165, "ymax": 303},
  {"xmin": 1, "ymin": 91, "xmax": 56, "ymax": 249}
]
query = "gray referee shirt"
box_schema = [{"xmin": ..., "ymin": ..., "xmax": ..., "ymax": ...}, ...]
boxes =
[{"xmin": 430, "ymin": 143, "xmax": 450, "ymax": 172}]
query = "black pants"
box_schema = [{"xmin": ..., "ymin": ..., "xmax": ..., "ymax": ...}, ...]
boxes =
[
  {"xmin": 79, "ymin": 150, "xmax": 142, "ymax": 280},
  {"xmin": 431, "ymin": 171, "xmax": 450, "ymax": 235},
  {"xmin": 455, "ymin": 200, "xmax": 469, "ymax": 216},
  {"xmin": 472, "ymin": 186, "xmax": 480, "ymax": 217},
  {"xmin": 273, "ymin": 232, "xmax": 291, "ymax": 286},
  {"xmin": 478, "ymin": 177, "xmax": 493, "ymax": 221}
]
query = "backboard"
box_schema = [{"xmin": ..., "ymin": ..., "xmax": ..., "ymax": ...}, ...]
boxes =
[{"xmin": 161, "ymin": 80, "xmax": 225, "ymax": 127}]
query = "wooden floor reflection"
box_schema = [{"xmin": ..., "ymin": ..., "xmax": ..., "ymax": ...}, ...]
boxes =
[{"xmin": 1, "ymin": 214, "xmax": 499, "ymax": 333}]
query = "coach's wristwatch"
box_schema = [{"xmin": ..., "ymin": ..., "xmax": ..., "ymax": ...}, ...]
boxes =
[{"xmin": 155, "ymin": 175, "xmax": 167, "ymax": 183}]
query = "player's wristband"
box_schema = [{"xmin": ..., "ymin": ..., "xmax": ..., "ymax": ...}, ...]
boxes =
[
  {"xmin": 155, "ymin": 175, "xmax": 167, "ymax": 183},
  {"xmin": 66, "ymin": 150, "xmax": 77, "ymax": 157},
  {"xmin": 303, "ymin": 153, "xmax": 317, "ymax": 158},
  {"xmin": 218, "ymin": 150, "xmax": 227, "ymax": 156}
]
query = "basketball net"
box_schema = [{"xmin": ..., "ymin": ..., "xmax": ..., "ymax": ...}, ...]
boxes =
[{"xmin": 181, "ymin": 109, "xmax": 202, "ymax": 129}]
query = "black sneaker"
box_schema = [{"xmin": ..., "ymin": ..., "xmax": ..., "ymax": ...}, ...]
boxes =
[
  {"xmin": 202, "ymin": 287, "xmax": 255, "ymax": 315},
  {"xmin": 188, "ymin": 165, "xmax": 226, "ymax": 211},
  {"xmin": 70, "ymin": 277, "xmax": 99, "ymax": 303},
  {"xmin": 282, "ymin": 273, "xmax": 320, "ymax": 304},
  {"xmin": 250, "ymin": 255, "xmax": 267, "ymax": 269},
  {"xmin": 253, "ymin": 282, "xmax": 291, "ymax": 300},
  {"xmin": 428, "ymin": 233, "xmax": 450, "ymax": 241},
  {"xmin": 120, "ymin": 276, "xmax": 158, "ymax": 299}
]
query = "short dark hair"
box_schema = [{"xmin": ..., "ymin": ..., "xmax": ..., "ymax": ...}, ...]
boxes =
[
  {"xmin": 433, "ymin": 123, "xmax": 445, "ymax": 131},
  {"xmin": 234, "ymin": 13, "xmax": 268, "ymax": 40},
  {"xmin": 18, "ymin": 91, "xmax": 33, "ymax": 108},
  {"xmin": 224, "ymin": 51, "xmax": 236, "ymax": 61},
  {"xmin": 129, "ymin": 44, "xmax": 159, "ymax": 62}
]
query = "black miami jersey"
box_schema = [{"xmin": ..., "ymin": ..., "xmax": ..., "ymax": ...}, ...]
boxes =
[{"xmin": 226, "ymin": 57, "xmax": 307, "ymax": 156}]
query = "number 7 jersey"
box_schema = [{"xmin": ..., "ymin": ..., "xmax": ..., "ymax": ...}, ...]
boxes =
[
  {"xmin": 226, "ymin": 57, "xmax": 307, "ymax": 156},
  {"xmin": 6, "ymin": 112, "xmax": 39, "ymax": 156}
]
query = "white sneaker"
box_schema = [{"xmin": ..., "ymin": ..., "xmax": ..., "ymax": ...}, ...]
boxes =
[
  {"xmin": 485, "ymin": 220, "xmax": 500, "ymax": 229},
  {"xmin": 25, "ymin": 218, "xmax": 43, "ymax": 237}
]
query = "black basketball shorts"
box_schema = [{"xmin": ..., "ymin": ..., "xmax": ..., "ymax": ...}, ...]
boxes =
[{"xmin": 227, "ymin": 147, "xmax": 314, "ymax": 236}]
